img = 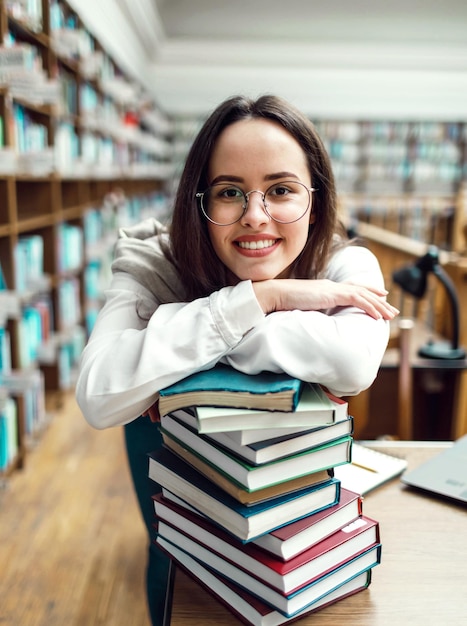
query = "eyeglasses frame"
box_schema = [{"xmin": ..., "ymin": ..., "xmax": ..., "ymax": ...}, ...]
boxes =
[{"xmin": 196, "ymin": 180, "xmax": 318, "ymax": 226}]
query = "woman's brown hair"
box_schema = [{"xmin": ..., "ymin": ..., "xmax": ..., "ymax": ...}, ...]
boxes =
[{"xmin": 168, "ymin": 94, "xmax": 346, "ymax": 300}]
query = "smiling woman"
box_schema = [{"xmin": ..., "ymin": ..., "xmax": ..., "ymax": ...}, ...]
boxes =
[{"xmin": 75, "ymin": 94, "xmax": 399, "ymax": 625}]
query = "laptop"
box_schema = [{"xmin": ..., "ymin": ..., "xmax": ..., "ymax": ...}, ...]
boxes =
[{"xmin": 401, "ymin": 435, "xmax": 467, "ymax": 504}]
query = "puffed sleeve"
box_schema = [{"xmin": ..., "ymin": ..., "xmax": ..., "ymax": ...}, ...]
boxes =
[{"xmin": 75, "ymin": 274, "xmax": 264, "ymax": 429}]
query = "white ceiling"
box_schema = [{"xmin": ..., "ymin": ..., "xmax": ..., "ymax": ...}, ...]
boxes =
[
  {"xmin": 73, "ymin": 0, "xmax": 467, "ymax": 120},
  {"xmin": 156, "ymin": 0, "xmax": 467, "ymax": 44}
]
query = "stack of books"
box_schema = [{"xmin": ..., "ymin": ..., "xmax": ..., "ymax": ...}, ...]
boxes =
[{"xmin": 148, "ymin": 365, "xmax": 382, "ymax": 624}]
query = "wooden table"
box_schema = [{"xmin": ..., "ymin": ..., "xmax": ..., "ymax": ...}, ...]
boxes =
[{"xmin": 165, "ymin": 442, "xmax": 467, "ymax": 626}]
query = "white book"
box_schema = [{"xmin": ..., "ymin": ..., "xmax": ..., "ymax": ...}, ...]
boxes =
[{"xmin": 169, "ymin": 409, "xmax": 353, "ymax": 465}]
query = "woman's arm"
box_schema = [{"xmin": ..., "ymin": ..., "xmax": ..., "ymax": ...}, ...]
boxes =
[
  {"xmin": 223, "ymin": 246, "xmax": 396, "ymax": 396},
  {"xmin": 75, "ymin": 275, "xmax": 264, "ymax": 429},
  {"xmin": 222, "ymin": 309, "xmax": 390, "ymax": 396}
]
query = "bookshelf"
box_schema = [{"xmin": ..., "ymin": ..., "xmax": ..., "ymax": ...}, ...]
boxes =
[{"xmin": 0, "ymin": 0, "xmax": 174, "ymax": 478}]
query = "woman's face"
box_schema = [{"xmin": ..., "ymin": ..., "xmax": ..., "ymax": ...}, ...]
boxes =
[{"xmin": 206, "ymin": 118, "xmax": 315, "ymax": 284}]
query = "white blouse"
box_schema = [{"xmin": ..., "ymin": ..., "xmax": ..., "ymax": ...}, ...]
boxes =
[{"xmin": 76, "ymin": 242, "xmax": 389, "ymax": 429}]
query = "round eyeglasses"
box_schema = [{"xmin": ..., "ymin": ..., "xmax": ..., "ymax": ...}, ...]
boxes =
[{"xmin": 196, "ymin": 180, "xmax": 317, "ymax": 226}]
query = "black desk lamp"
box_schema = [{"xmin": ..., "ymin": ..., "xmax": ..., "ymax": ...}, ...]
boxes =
[{"xmin": 392, "ymin": 245, "xmax": 466, "ymax": 360}]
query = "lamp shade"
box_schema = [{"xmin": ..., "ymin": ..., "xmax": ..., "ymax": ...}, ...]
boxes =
[
  {"xmin": 392, "ymin": 246, "xmax": 465, "ymax": 360},
  {"xmin": 392, "ymin": 265, "xmax": 427, "ymax": 299}
]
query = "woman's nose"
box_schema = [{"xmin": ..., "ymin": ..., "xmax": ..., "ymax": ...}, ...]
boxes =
[{"xmin": 241, "ymin": 191, "xmax": 270, "ymax": 226}]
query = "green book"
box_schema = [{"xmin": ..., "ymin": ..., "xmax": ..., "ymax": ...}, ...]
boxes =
[
  {"xmin": 158, "ymin": 364, "xmax": 305, "ymax": 418},
  {"xmin": 159, "ymin": 413, "xmax": 352, "ymax": 492}
]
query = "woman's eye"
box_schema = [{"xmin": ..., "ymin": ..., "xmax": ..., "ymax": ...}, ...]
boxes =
[
  {"xmin": 269, "ymin": 185, "xmax": 290, "ymax": 197},
  {"xmin": 220, "ymin": 187, "xmax": 243, "ymax": 200}
]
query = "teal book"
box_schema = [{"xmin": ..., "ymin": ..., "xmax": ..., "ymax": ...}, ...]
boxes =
[
  {"xmin": 0, "ymin": 259, "xmax": 6, "ymax": 290},
  {"xmin": 158, "ymin": 364, "xmax": 312, "ymax": 420},
  {"xmin": 148, "ymin": 447, "xmax": 340, "ymax": 542}
]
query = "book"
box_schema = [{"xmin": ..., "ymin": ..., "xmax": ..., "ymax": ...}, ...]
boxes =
[
  {"xmin": 334, "ymin": 442, "xmax": 408, "ymax": 494},
  {"xmin": 157, "ymin": 532, "xmax": 381, "ymax": 617},
  {"xmin": 401, "ymin": 435, "xmax": 467, "ymax": 504},
  {"xmin": 154, "ymin": 493, "xmax": 380, "ymax": 595},
  {"xmin": 148, "ymin": 447, "xmax": 341, "ymax": 542},
  {"xmin": 0, "ymin": 392, "xmax": 18, "ymax": 471},
  {"xmin": 213, "ymin": 392, "xmax": 349, "ymax": 445},
  {"xmin": 163, "ymin": 547, "xmax": 372, "ymax": 626},
  {"xmin": 158, "ymin": 364, "xmax": 304, "ymax": 416},
  {"xmin": 159, "ymin": 414, "xmax": 352, "ymax": 491},
  {"xmin": 161, "ymin": 432, "xmax": 334, "ymax": 506},
  {"xmin": 192, "ymin": 384, "xmax": 339, "ymax": 434},
  {"xmin": 171, "ymin": 409, "xmax": 353, "ymax": 464},
  {"xmin": 252, "ymin": 488, "xmax": 363, "ymax": 561}
]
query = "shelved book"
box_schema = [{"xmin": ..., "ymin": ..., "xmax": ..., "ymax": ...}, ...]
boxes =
[
  {"xmin": 149, "ymin": 447, "xmax": 341, "ymax": 542},
  {"xmin": 159, "ymin": 413, "xmax": 352, "ymax": 492},
  {"xmin": 164, "ymin": 547, "xmax": 372, "ymax": 626}
]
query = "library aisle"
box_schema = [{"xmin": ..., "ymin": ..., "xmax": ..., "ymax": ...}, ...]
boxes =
[{"xmin": 0, "ymin": 393, "xmax": 150, "ymax": 626}]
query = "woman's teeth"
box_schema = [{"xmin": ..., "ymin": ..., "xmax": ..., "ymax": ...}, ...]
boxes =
[{"xmin": 237, "ymin": 239, "xmax": 276, "ymax": 250}]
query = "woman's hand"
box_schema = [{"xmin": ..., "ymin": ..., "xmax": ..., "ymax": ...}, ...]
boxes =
[{"xmin": 253, "ymin": 279, "xmax": 399, "ymax": 320}]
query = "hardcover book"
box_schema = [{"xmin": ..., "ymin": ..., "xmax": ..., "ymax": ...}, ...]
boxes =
[
  {"xmin": 154, "ymin": 493, "xmax": 380, "ymax": 595},
  {"xmin": 252, "ymin": 488, "xmax": 363, "ymax": 561},
  {"xmin": 161, "ymin": 432, "xmax": 334, "ymax": 506},
  {"xmin": 157, "ymin": 532, "xmax": 381, "ymax": 617},
  {"xmin": 164, "ymin": 548, "xmax": 372, "ymax": 626},
  {"xmin": 158, "ymin": 364, "xmax": 304, "ymax": 416},
  {"xmin": 159, "ymin": 414, "xmax": 352, "ymax": 491},
  {"xmin": 192, "ymin": 384, "xmax": 338, "ymax": 434},
  {"xmin": 171, "ymin": 409, "xmax": 353, "ymax": 464},
  {"xmin": 215, "ymin": 392, "xmax": 349, "ymax": 445},
  {"xmin": 148, "ymin": 447, "xmax": 341, "ymax": 542}
]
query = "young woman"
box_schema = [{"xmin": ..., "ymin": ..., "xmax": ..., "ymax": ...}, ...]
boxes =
[{"xmin": 76, "ymin": 95, "xmax": 398, "ymax": 624}]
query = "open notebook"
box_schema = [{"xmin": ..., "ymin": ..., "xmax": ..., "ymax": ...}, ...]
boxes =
[
  {"xmin": 334, "ymin": 442, "xmax": 408, "ymax": 495},
  {"xmin": 401, "ymin": 435, "xmax": 467, "ymax": 504}
]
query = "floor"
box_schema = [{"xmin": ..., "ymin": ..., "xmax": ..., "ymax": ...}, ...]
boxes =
[{"xmin": 0, "ymin": 392, "xmax": 151, "ymax": 626}]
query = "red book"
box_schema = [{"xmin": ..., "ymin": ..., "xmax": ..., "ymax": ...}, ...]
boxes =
[
  {"xmin": 154, "ymin": 493, "xmax": 380, "ymax": 595},
  {"xmin": 252, "ymin": 488, "xmax": 363, "ymax": 560},
  {"xmin": 166, "ymin": 545, "xmax": 372, "ymax": 626},
  {"xmin": 157, "ymin": 530, "xmax": 380, "ymax": 617}
]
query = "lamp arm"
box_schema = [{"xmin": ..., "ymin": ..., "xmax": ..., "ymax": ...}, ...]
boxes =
[{"xmin": 433, "ymin": 265, "xmax": 461, "ymax": 350}]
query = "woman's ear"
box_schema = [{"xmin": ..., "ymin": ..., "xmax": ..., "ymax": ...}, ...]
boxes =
[{"xmin": 309, "ymin": 210, "xmax": 316, "ymax": 225}]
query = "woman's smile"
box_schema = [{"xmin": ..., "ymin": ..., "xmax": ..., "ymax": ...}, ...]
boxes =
[{"xmin": 234, "ymin": 237, "xmax": 281, "ymax": 253}]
